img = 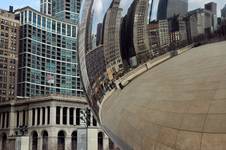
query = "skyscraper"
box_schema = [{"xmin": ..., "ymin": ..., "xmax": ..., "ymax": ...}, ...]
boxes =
[
  {"xmin": 16, "ymin": 7, "xmax": 83, "ymax": 97},
  {"xmin": 52, "ymin": 0, "xmax": 82, "ymax": 24},
  {"xmin": 205, "ymin": 2, "xmax": 217, "ymax": 15},
  {"xmin": 103, "ymin": 0, "xmax": 123, "ymax": 78},
  {"xmin": 0, "ymin": 9, "xmax": 20, "ymax": 102},
  {"xmin": 222, "ymin": 4, "xmax": 226, "ymax": 19},
  {"xmin": 205, "ymin": 2, "xmax": 217, "ymax": 31},
  {"xmin": 157, "ymin": 0, "xmax": 188, "ymax": 20}
]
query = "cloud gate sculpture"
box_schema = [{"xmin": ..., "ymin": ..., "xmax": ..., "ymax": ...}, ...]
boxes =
[{"xmin": 78, "ymin": 0, "xmax": 226, "ymax": 149}]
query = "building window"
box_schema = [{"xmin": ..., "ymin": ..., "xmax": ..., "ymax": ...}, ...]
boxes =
[
  {"xmin": 2, "ymin": 112, "xmax": 5, "ymax": 128},
  {"xmin": 32, "ymin": 131, "xmax": 38, "ymax": 150},
  {"xmin": 57, "ymin": 131, "xmax": 65, "ymax": 150},
  {"xmin": 33, "ymin": 13, "xmax": 37, "ymax": 25},
  {"xmin": 56, "ymin": 106, "xmax": 61, "ymax": 124},
  {"xmin": 47, "ymin": 107, "xmax": 50, "ymax": 124},
  {"xmin": 22, "ymin": 110, "xmax": 25, "ymax": 126},
  {"xmin": 37, "ymin": 108, "xmax": 40, "ymax": 125},
  {"xmin": 71, "ymin": 131, "xmax": 77, "ymax": 150},
  {"xmin": 38, "ymin": 15, "xmax": 41, "ymax": 26},
  {"xmin": 63, "ymin": 107, "xmax": 67, "ymax": 125},
  {"xmin": 69, "ymin": 108, "xmax": 74, "ymax": 125},
  {"xmin": 72, "ymin": 26, "xmax": 76, "ymax": 37},
  {"xmin": 42, "ymin": 17, "xmax": 46, "ymax": 28},
  {"xmin": 62, "ymin": 23, "xmax": 66, "ymax": 35},
  {"xmin": 1, "ymin": 133, "xmax": 7, "ymax": 150},
  {"xmin": 17, "ymin": 111, "xmax": 19, "ymax": 127},
  {"xmin": 42, "ymin": 131, "xmax": 48, "ymax": 150},
  {"xmin": 42, "ymin": 108, "xmax": 45, "ymax": 125},
  {"xmin": 98, "ymin": 132, "xmax": 104, "ymax": 150},
  {"xmin": 32, "ymin": 109, "xmax": 35, "ymax": 126},
  {"xmin": 76, "ymin": 108, "xmax": 80, "ymax": 125}
]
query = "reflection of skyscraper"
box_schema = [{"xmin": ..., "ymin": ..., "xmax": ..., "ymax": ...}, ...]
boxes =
[
  {"xmin": 222, "ymin": 5, "xmax": 226, "ymax": 19},
  {"xmin": 96, "ymin": 23, "xmax": 103, "ymax": 46},
  {"xmin": 123, "ymin": 0, "xmax": 150, "ymax": 65},
  {"xmin": 157, "ymin": 0, "xmax": 188, "ymax": 20},
  {"xmin": 205, "ymin": 2, "xmax": 217, "ymax": 15},
  {"xmin": 103, "ymin": 0, "xmax": 123, "ymax": 75},
  {"xmin": 205, "ymin": 2, "xmax": 217, "ymax": 31}
]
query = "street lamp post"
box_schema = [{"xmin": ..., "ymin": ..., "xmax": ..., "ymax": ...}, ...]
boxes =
[{"xmin": 80, "ymin": 107, "xmax": 91, "ymax": 150}]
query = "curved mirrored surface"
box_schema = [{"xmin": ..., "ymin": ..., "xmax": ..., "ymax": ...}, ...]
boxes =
[
  {"xmin": 78, "ymin": 0, "xmax": 223, "ymax": 148},
  {"xmin": 79, "ymin": 0, "xmax": 191, "ymax": 121},
  {"xmin": 79, "ymin": 0, "xmax": 152, "ymax": 121}
]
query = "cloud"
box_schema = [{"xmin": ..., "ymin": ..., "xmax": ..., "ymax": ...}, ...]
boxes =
[
  {"xmin": 93, "ymin": 0, "xmax": 103, "ymax": 16},
  {"xmin": 189, "ymin": 0, "xmax": 225, "ymax": 16}
]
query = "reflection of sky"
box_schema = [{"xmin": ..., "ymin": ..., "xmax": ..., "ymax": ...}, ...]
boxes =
[
  {"xmin": 120, "ymin": 0, "xmax": 135, "ymax": 16},
  {"xmin": 91, "ymin": 0, "xmax": 112, "ymax": 34}
]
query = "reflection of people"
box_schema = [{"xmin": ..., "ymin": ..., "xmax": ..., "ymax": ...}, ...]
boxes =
[{"xmin": 145, "ymin": 63, "xmax": 148, "ymax": 70}]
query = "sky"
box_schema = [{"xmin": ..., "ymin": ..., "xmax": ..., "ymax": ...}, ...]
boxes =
[{"xmin": 0, "ymin": 0, "xmax": 225, "ymax": 16}]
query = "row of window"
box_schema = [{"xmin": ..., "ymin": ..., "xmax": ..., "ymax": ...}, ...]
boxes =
[
  {"xmin": 18, "ymin": 83, "xmax": 83, "ymax": 97},
  {"xmin": 30, "ymin": 130, "xmax": 106, "ymax": 150},
  {"xmin": 20, "ymin": 9, "xmax": 77, "ymax": 37}
]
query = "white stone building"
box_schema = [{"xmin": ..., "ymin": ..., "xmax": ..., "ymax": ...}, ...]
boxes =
[{"xmin": 0, "ymin": 95, "xmax": 118, "ymax": 150}]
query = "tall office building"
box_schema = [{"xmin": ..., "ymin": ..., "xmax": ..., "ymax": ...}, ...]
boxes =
[
  {"xmin": 205, "ymin": 2, "xmax": 217, "ymax": 31},
  {"xmin": 16, "ymin": 7, "xmax": 83, "ymax": 97},
  {"xmin": 205, "ymin": 2, "xmax": 217, "ymax": 15},
  {"xmin": 40, "ymin": 0, "xmax": 52, "ymax": 16},
  {"xmin": 0, "ymin": 9, "xmax": 20, "ymax": 102},
  {"xmin": 103, "ymin": 0, "xmax": 123, "ymax": 78},
  {"xmin": 52, "ymin": 0, "xmax": 82, "ymax": 24},
  {"xmin": 222, "ymin": 4, "xmax": 226, "ymax": 19},
  {"xmin": 122, "ymin": 0, "xmax": 150, "ymax": 65},
  {"xmin": 157, "ymin": 0, "xmax": 188, "ymax": 20}
]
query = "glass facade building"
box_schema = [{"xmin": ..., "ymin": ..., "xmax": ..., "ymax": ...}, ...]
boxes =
[
  {"xmin": 157, "ymin": 0, "xmax": 188, "ymax": 20},
  {"xmin": 52, "ymin": 0, "xmax": 82, "ymax": 24},
  {"xmin": 16, "ymin": 7, "xmax": 83, "ymax": 97}
]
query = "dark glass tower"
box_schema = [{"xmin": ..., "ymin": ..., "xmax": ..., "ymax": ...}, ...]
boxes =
[{"xmin": 157, "ymin": 0, "xmax": 188, "ymax": 20}]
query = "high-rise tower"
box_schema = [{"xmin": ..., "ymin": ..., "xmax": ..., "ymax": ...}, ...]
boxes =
[{"xmin": 157, "ymin": 0, "xmax": 188, "ymax": 20}]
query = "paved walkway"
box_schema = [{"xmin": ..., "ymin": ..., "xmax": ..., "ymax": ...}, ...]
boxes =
[{"xmin": 101, "ymin": 41, "xmax": 226, "ymax": 150}]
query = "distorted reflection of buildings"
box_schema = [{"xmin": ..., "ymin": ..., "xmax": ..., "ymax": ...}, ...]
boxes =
[
  {"xmin": 103, "ymin": 0, "xmax": 123, "ymax": 78},
  {"xmin": 147, "ymin": 19, "xmax": 170, "ymax": 57},
  {"xmin": 157, "ymin": 0, "xmax": 188, "ymax": 20},
  {"xmin": 120, "ymin": 0, "xmax": 150, "ymax": 66},
  {"xmin": 222, "ymin": 4, "xmax": 226, "ymax": 19},
  {"xmin": 168, "ymin": 15, "xmax": 187, "ymax": 47},
  {"xmin": 147, "ymin": 22, "xmax": 160, "ymax": 57},
  {"xmin": 205, "ymin": 2, "xmax": 218, "ymax": 31},
  {"xmin": 186, "ymin": 7, "xmax": 217, "ymax": 42}
]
